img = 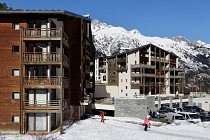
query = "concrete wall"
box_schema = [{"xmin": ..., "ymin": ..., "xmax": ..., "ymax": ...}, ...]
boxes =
[
  {"xmin": 146, "ymin": 96, "xmax": 156, "ymax": 112},
  {"xmin": 95, "ymin": 85, "xmax": 118, "ymax": 98},
  {"xmin": 118, "ymin": 71, "xmax": 130, "ymax": 98},
  {"xmin": 127, "ymin": 51, "xmax": 140, "ymax": 96},
  {"xmin": 115, "ymin": 98, "xmax": 155, "ymax": 119}
]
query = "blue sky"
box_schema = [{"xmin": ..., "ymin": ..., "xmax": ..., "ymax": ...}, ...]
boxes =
[{"xmin": 2, "ymin": 0, "xmax": 210, "ymax": 43}]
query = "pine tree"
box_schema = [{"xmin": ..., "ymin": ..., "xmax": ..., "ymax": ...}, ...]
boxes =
[{"xmin": 0, "ymin": 3, "xmax": 13, "ymax": 11}]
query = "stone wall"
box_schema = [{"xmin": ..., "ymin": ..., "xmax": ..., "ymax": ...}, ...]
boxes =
[{"xmin": 114, "ymin": 96, "xmax": 155, "ymax": 119}]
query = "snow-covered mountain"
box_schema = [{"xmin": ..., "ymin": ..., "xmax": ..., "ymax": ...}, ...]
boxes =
[{"xmin": 91, "ymin": 19, "xmax": 210, "ymax": 93}]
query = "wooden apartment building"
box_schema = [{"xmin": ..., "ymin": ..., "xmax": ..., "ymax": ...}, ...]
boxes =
[
  {"xmin": 95, "ymin": 44, "xmax": 185, "ymax": 98},
  {"xmin": 0, "ymin": 10, "xmax": 95, "ymax": 134}
]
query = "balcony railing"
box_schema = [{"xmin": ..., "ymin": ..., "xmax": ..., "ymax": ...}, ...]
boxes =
[
  {"xmin": 23, "ymin": 100, "xmax": 61, "ymax": 112},
  {"xmin": 170, "ymin": 75, "xmax": 184, "ymax": 78},
  {"xmin": 22, "ymin": 28, "xmax": 69, "ymax": 46},
  {"xmin": 131, "ymin": 72, "xmax": 156, "ymax": 77},
  {"xmin": 131, "ymin": 64, "xmax": 156, "ymax": 69},
  {"xmin": 170, "ymin": 68, "xmax": 184, "ymax": 71},
  {"xmin": 151, "ymin": 56, "xmax": 170, "ymax": 63},
  {"xmin": 23, "ymin": 53, "xmax": 69, "ymax": 66},
  {"xmin": 131, "ymin": 83, "xmax": 140, "ymax": 89},
  {"xmin": 23, "ymin": 76, "xmax": 61, "ymax": 86},
  {"xmin": 22, "ymin": 28, "xmax": 61, "ymax": 38}
]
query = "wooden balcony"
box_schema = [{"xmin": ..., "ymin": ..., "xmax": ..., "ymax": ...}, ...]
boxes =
[
  {"xmin": 170, "ymin": 75, "xmax": 184, "ymax": 79},
  {"xmin": 22, "ymin": 28, "xmax": 69, "ymax": 47},
  {"xmin": 170, "ymin": 68, "xmax": 184, "ymax": 72},
  {"xmin": 131, "ymin": 72, "xmax": 156, "ymax": 77},
  {"xmin": 131, "ymin": 64, "xmax": 155, "ymax": 69},
  {"xmin": 131, "ymin": 83, "xmax": 140, "ymax": 89},
  {"xmin": 23, "ymin": 100, "xmax": 61, "ymax": 113},
  {"xmin": 151, "ymin": 56, "xmax": 170, "ymax": 63},
  {"xmin": 23, "ymin": 76, "xmax": 61, "ymax": 88},
  {"xmin": 23, "ymin": 53, "xmax": 69, "ymax": 67},
  {"xmin": 22, "ymin": 28, "xmax": 61, "ymax": 39}
]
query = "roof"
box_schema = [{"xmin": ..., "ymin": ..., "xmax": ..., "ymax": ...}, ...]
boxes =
[
  {"xmin": 106, "ymin": 43, "xmax": 179, "ymax": 59},
  {"xmin": 0, "ymin": 10, "xmax": 91, "ymax": 21}
]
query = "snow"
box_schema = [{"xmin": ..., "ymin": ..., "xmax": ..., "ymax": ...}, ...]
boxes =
[{"xmin": 2, "ymin": 116, "xmax": 210, "ymax": 140}]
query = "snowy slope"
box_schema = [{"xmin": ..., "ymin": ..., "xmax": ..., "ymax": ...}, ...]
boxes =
[
  {"xmin": 92, "ymin": 19, "xmax": 210, "ymax": 92},
  {"xmin": 2, "ymin": 116, "xmax": 210, "ymax": 140},
  {"xmin": 56, "ymin": 116, "xmax": 210, "ymax": 140}
]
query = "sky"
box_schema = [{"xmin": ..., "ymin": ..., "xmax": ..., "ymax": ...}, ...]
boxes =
[
  {"xmin": 2, "ymin": 116, "xmax": 210, "ymax": 140},
  {"xmin": 2, "ymin": 0, "xmax": 210, "ymax": 43}
]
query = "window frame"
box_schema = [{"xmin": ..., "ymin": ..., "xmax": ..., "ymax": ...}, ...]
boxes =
[
  {"xmin": 13, "ymin": 23, "xmax": 20, "ymax": 30},
  {"xmin": 12, "ymin": 115, "xmax": 20, "ymax": 123},
  {"xmin": 12, "ymin": 69, "xmax": 20, "ymax": 76},
  {"xmin": 12, "ymin": 45, "xmax": 19, "ymax": 53},
  {"xmin": 12, "ymin": 92, "xmax": 20, "ymax": 100}
]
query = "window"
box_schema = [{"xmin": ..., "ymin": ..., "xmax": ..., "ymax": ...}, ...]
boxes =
[
  {"xmin": 12, "ymin": 92, "xmax": 20, "ymax": 99},
  {"xmin": 12, "ymin": 46, "xmax": 19, "ymax": 53},
  {"xmin": 121, "ymin": 89, "xmax": 123, "ymax": 92},
  {"xmin": 126, "ymin": 79, "xmax": 127, "ymax": 82},
  {"xmin": 12, "ymin": 116, "xmax": 19, "ymax": 123},
  {"xmin": 126, "ymin": 86, "xmax": 127, "ymax": 89},
  {"xmin": 12, "ymin": 69, "xmax": 20, "ymax": 76},
  {"xmin": 126, "ymin": 93, "xmax": 128, "ymax": 96},
  {"xmin": 13, "ymin": 23, "xmax": 20, "ymax": 30},
  {"xmin": 103, "ymin": 76, "xmax": 106, "ymax": 81}
]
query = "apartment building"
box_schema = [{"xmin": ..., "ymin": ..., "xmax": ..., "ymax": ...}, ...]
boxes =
[
  {"xmin": 95, "ymin": 44, "xmax": 184, "ymax": 98},
  {"xmin": 0, "ymin": 10, "xmax": 95, "ymax": 134}
]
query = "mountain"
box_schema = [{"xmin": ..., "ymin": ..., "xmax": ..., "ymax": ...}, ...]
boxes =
[{"xmin": 91, "ymin": 19, "xmax": 210, "ymax": 93}]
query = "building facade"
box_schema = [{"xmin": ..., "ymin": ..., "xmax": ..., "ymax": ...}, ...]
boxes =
[
  {"xmin": 95, "ymin": 44, "xmax": 184, "ymax": 98},
  {"xmin": 0, "ymin": 10, "xmax": 95, "ymax": 134}
]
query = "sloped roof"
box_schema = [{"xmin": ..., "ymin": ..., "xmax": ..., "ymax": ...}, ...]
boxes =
[
  {"xmin": 0, "ymin": 10, "xmax": 91, "ymax": 21},
  {"xmin": 106, "ymin": 43, "xmax": 179, "ymax": 59}
]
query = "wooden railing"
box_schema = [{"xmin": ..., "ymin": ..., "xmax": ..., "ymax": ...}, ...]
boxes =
[
  {"xmin": 23, "ymin": 100, "xmax": 61, "ymax": 111},
  {"xmin": 22, "ymin": 28, "xmax": 69, "ymax": 45},
  {"xmin": 170, "ymin": 75, "xmax": 184, "ymax": 78},
  {"xmin": 23, "ymin": 53, "xmax": 69, "ymax": 66},
  {"xmin": 23, "ymin": 53, "xmax": 61, "ymax": 62},
  {"xmin": 131, "ymin": 64, "xmax": 156, "ymax": 69},
  {"xmin": 22, "ymin": 28, "xmax": 61, "ymax": 38},
  {"xmin": 23, "ymin": 76, "xmax": 61, "ymax": 86}
]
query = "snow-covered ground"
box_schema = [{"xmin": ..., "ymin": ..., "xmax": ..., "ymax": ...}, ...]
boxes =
[{"xmin": 2, "ymin": 115, "xmax": 210, "ymax": 140}]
